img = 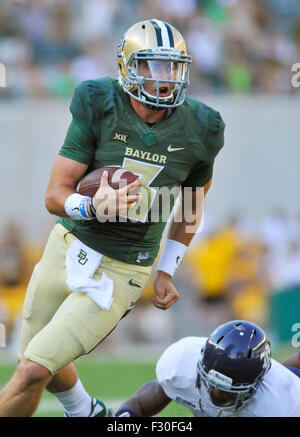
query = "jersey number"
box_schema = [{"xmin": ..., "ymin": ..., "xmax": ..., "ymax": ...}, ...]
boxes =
[{"xmin": 121, "ymin": 158, "xmax": 164, "ymax": 223}]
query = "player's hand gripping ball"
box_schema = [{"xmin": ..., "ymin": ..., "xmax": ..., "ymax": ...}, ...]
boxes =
[
  {"xmin": 76, "ymin": 166, "xmax": 141, "ymax": 220},
  {"xmin": 76, "ymin": 166, "xmax": 140, "ymax": 196}
]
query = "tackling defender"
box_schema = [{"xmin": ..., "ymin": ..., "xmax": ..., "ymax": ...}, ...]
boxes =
[
  {"xmin": 0, "ymin": 19, "xmax": 225, "ymax": 417},
  {"xmin": 114, "ymin": 320, "xmax": 300, "ymax": 417}
]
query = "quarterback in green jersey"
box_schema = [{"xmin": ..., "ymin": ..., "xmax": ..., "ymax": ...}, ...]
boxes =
[{"xmin": 0, "ymin": 19, "xmax": 225, "ymax": 417}]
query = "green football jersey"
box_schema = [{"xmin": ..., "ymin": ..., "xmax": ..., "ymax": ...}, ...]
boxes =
[{"xmin": 57, "ymin": 78, "xmax": 225, "ymax": 266}]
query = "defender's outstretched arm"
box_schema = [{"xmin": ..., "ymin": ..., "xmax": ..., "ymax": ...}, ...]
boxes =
[{"xmin": 116, "ymin": 380, "xmax": 171, "ymax": 417}]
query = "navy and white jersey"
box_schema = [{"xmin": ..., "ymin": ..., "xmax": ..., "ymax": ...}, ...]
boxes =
[{"xmin": 156, "ymin": 337, "xmax": 300, "ymax": 417}]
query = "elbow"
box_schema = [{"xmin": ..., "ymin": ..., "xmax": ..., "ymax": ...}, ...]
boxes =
[
  {"xmin": 45, "ymin": 191, "xmax": 55, "ymax": 214},
  {"xmin": 44, "ymin": 194, "xmax": 52, "ymax": 214},
  {"xmin": 204, "ymin": 179, "xmax": 212, "ymax": 196}
]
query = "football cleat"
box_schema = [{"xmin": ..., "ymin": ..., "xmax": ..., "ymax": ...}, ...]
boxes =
[
  {"xmin": 89, "ymin": 398, "xmax": 107, "ymax": 417},
  {"xmin": 64, "ymin": 397, "xmax": 107, "ymax": 417},
  {"xmin": 117, "ymin": 19, "xmax": 192, "ymax": 109}
]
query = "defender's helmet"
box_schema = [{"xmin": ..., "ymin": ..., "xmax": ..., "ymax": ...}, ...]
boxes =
[
  {"xmin": 196, "ymin": 320, "xmax": 272, "ymax": 416},
  {"xmin": 117, "ymin": 19, "xmax": 192, "ymax": 109}
]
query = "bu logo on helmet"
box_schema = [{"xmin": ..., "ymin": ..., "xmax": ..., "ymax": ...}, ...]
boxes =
[{"xmin": 117, "ymin": 36, "xmax": 126, "ymax": 54}]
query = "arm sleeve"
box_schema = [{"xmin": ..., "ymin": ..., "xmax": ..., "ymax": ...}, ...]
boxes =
[
  {"xmin": 182, "ymin": 110, "xmax": 225, "ymax": 190},
  {"xmin": 181, "ymin": 159, "xmax": 214, "ymax": 190},
  {"xmin": 58, "ymin": 120, "xmax": 96, "ymax": 165},
  {"xmin": 58, "ymin": 81, "xmax": 97, "ymax": 165},
  {"xmin": 69, "ymin": 81, "xmax": 96, "ymax": 139},
  {"xmin": 156, "ymin": 343, "xmax": 179, "ymax": 385}
]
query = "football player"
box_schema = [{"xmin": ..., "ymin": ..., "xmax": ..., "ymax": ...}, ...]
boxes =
[
  {"xmin": 114, "ymin": 320, "xmax": 300, "ymax": 417},
  {"xmin": 0, "ymin": 19, "xmax": 225, "ymax": 416}
]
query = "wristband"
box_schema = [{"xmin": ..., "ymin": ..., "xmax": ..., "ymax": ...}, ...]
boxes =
[
  {"xmin": 89, "ymin": 198, "xmax": 97, "ymax": 218},
  {"xmin": 115, "ymin": 408, "xmax": 138, "ymax": 417},
  {"xmin": 156, "ymin": 239, "xmax": 188, "ymax": 277},
  {"xmin": 64, "ymin": 193, "xmax": 94, "ymax": 221}
]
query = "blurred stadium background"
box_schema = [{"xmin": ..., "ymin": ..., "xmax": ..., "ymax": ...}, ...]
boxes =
[{"xmin": 0, "ymin": 0, "xmax": 300, "ymax": 416}]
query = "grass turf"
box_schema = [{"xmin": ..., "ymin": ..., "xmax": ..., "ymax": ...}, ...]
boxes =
[
  {"xmin": 0, "ymin": 344, "xmax": 294, "ymax": 417},
  {"xmin": 0, "ymin": 357, "xmax": 191, "ymax": 417}
]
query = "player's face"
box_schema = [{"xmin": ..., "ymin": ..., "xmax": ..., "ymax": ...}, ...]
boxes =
[
  {"xmin": 138, "ymin": 60, "xmax": 178, "ymax": 98},
  {"xmin": 209, "ymin": 387, "xmax": 238, "ymax": 407}
]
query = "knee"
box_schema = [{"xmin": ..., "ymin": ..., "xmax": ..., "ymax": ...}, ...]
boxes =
[{"xmin": 17, "ymin": 359, "xmax": 51, "ymax": 387}]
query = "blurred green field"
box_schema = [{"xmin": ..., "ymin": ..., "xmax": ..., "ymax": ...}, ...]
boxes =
[
  {"xmin": 0, "ymin": 357, "xmax": 192, "ymax": 417},
  {"xmin": 0, "ymin": 343, "xmax": 295, "ymax": 417}
]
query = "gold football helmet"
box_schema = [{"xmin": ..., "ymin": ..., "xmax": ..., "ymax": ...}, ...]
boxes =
[{"xmin": 117, "ymin": 19, "xmax": 192, "ymax": 109}]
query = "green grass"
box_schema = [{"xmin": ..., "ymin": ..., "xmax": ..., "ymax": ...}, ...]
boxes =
[
  {"xmin": 0, "ymin": 357, "xmax": 191, "ymax": 417},
  {"xmin": 0, "ymin": 344, "xmax": 294, "ymax": 417}
]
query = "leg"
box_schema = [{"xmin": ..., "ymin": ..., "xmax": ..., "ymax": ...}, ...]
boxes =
[
  {"xmin": 21, "ymin": 256, "xmax": 150, "ymax": 417},
  {"xmin": 20, "ymin": 291, "xmax": 127, "ymax": 417},
  {"xmin": 15, "ymin": 224, "xmax": 101, "ymax": 417},
  {"xmin": 46, "ymin": 362, "xmax": 99, "ymax": 417},
  {"xmin": 23, "ymin": 256, "xmax": 150, "ymax": 374},
  {"xmin": 46, "ymin": 362, "xmax": 78, "ymax": 393},
  {"xmin": 0, "ymin": 359, "xmax": 52, "ymax": 417},
  {"xmin": 7, "ymin": 224, "xmax": 78, "ymax": 416},
  {"xmin": 18, "ymin": 224, "xmax": 75, "ymax": 363}
]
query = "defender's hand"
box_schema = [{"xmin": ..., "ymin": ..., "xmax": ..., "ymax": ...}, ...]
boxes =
[
  {"xmin": 153, "ymin": 271, "xmax": 180, "ymax": 310},
  {"xmin": 92, "ymin": 171, "xmax": 141, "ymax": 219}
]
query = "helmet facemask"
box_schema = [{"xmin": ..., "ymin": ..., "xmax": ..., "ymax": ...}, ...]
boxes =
[
  {"xmin": 124, "ymin": 49, "xmax": 191, "ymax": 108},
  {"xmin": 195, "ymin": 361, "xmax": 257, "ymax": 417}
]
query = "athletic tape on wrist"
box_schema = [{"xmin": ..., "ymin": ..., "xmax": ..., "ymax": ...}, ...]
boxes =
[
  {"xmin": 156, "ymin": 239, "xmax": 188, "ymax": 277},
  {"xmin": 64, "ymin": 193, "xmax": 94, "ymax": 221}
]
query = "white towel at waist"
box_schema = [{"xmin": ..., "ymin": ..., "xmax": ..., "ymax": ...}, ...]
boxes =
[{"xmin": 65, "ymin": 239, "xmax": 114, "ymax": 310}]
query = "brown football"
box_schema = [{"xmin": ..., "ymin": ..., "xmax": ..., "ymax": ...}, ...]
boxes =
[{"xmin": 76, "ymin": 166, "xmax": 140, "ymax": 198}]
